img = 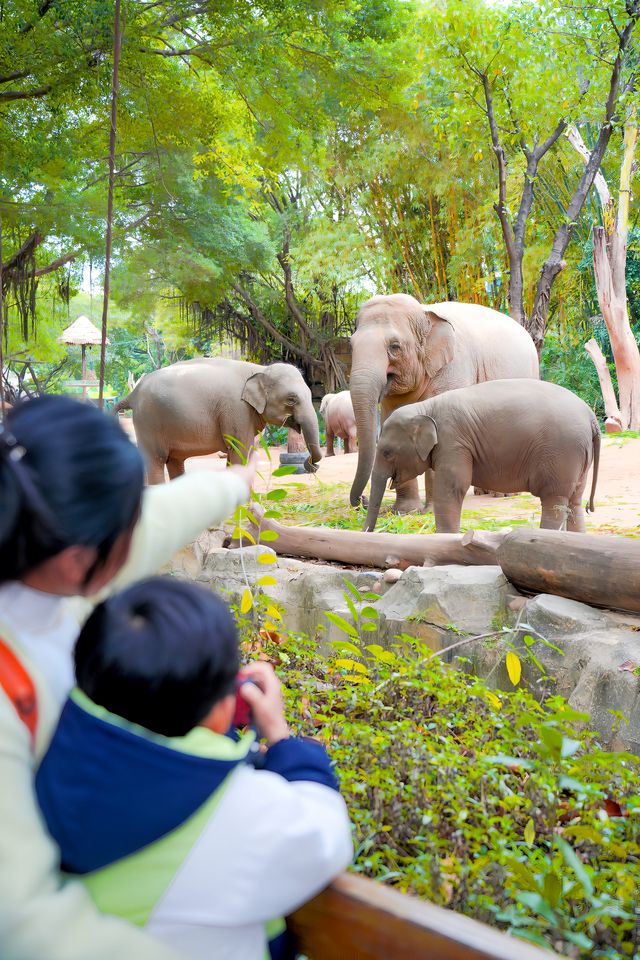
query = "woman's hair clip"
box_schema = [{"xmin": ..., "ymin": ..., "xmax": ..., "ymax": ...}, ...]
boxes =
[{"xmin": 0, "ymin": 427, "xmax": 26, "ymax": 462}]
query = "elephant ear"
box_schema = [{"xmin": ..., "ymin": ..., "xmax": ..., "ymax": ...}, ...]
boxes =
[
  {"xmin": 319, "ymin": 395, "xmax": 332, "ymax": 416},
  {"xmin": 242, "ymin": 372, "xmax": 267, "ymax": 414},
  {"xmin": 414, "ymin": 416, "xmax": 438, "ymax": 463},
  {"xmin": 418, "ymin": 309, "xmax": 456, "ymax": 379}
]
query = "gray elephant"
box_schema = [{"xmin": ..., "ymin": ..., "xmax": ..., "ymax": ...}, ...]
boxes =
[
  {"xmin": 363, "ymin": 379, "xmax": 600, "ymax": 534},
  {"xmin": 349, "ymin": 294, "xmax": 540, "ymax": 512},
  {"xmin": 114, "ymin": 358, "xmax": 322, "ymax": 484},
  {"xmin": 319, "ymin": 391, "xmax": 357, "ymax": 455}
]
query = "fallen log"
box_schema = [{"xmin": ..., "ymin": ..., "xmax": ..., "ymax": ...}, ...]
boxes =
[
  {"xmin": 232, "ymin": 507, "xmax": 510, "ymax": 569},
  {"xmin": 497, "ymin": 529, "xmax": 640, "ymax": 615}
]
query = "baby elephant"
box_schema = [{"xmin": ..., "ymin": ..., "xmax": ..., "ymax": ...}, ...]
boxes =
[
  {"xmin": 364, "ymin": 379, "xmax": 600, "ymax": 534},
  {"xmin": 319, "ymin": 390, "xmax": 357, "ymax": 455}
]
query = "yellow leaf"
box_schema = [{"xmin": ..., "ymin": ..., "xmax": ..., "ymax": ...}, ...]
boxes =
[
  {"xmin": 266, "ymin": 605, "xmax": 282, "ymax": 621},
  {"xmin": 524, "ymin": 818, "xmax": 535, "ymax": 846},
  {"xmin": 257, "ymin": 552, "xmax": 276, "ymax": 565},
  {"xmin": 506, "ymin": 651, "xmax": 522, "ymax": 686},
  {"xmin": 232, "ymin": 526, "xmax": 256, "ymax": 545},
  {"xmin": 257, "ymin": 575, "xmax": 278, "ymax": 587},
  {"xmin": 486, "ymin": 692, "xmax": 502, "ymax": 710},
  {"xmin": 240, "ymin": 588, "xmax": 253, "ymax": 614},
  {"xmin": 263, "ymin": 621, "xmax": 277, "ymax": 632},
  {"xmin": 334, "ymin": 659, "xmax": 369, "ymax": 675},
  {"xmin": 343, "ymin": 674, "xmax": 370, "ymax": 684}
]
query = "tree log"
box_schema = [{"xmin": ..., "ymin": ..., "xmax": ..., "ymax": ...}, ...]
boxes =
[
  {"xmin": 233, "ymin": 507, "xmax": 509, "ymax": 568},
  {"xmin": 497, "ymin": 529, "xmax": 640, "ymax": 614}
]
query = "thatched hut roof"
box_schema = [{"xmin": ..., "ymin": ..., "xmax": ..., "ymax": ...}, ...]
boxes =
[{"xmin": 58, "ymin": 315, "xmax": 109, "ymax": 346}]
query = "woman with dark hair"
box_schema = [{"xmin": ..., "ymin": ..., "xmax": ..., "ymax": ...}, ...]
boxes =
[{"xmin": 0, "ymin": 395, "xmax": 255, "ymax": 960}]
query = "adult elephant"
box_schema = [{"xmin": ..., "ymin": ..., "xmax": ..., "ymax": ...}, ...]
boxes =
[
  {"xmin": 349, "ymin": 293, "xmax": 539, "ymax": 511},
  {"xmin": 114, "ymin": 358, "xmax": 322, "ymax": 484}
]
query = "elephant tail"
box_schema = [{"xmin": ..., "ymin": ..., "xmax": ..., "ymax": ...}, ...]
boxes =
[{"xmin": 586, "ymin": 419, "xmax": 600, "ymax": 514}]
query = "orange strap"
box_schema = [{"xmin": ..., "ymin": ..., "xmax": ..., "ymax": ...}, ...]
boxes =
[{"xmin": 0, "ymin": 639, "xmax": 38, "ymax": 746}]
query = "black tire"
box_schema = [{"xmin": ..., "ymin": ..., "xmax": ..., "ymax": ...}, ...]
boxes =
[{"xmin": 279, "ymin": 451, "xmax": 310, "ymax": 475}]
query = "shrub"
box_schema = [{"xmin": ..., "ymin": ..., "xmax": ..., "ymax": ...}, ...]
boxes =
[{"xmin": 235, "ymin": 592, "xmax": 640, "ymax": 959}]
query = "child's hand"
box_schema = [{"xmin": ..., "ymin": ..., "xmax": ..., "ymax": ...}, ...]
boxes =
[
  {"xmin": 238, "ymin": 662, "xmax": 290, "ymax": 745},
  {"xmin": 228, "ymin": 452, "xmax": 259, "ymax": 493}
]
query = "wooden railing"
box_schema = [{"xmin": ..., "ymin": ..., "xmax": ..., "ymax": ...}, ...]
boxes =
[{"xmin": 289, "ymin": 874, "xmax": 561, "ymax": 960}]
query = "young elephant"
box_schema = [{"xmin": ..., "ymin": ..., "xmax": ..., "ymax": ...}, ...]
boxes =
[
  {"xmin": 363, "ymin": 379, "xmax": 600, "ymax": 534},
  {"xmin": 114, "ymin": 358, "xmax": 322, "ymax": 483},
  {"xmin": 319, "ymin": 391, "xmax": 357, "ymax": 455}
]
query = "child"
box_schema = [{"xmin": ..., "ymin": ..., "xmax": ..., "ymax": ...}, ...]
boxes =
[{"xmin": 36, "ymin": 577, "xmax": 353, "ymax": 960}]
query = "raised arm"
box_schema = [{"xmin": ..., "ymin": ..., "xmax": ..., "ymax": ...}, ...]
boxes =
[{"xmin": 109, "ymin": 462, "xmax": 255, "ymax": 592}]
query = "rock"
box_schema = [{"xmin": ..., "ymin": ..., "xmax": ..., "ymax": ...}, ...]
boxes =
[
  {"xmin": 383, "ymin": 568, "xmax": 403, "ymax": 584},
  {"xmin": 523, "ymin": 594, "xmax": 615, "ymax": 638},
  {"xmin": 508, "ymin": 595, "xmax": 527, "ymax": 612},
  {"xmin": 374, "ymin": 565, "xmax": 511, "ymax": 651}
]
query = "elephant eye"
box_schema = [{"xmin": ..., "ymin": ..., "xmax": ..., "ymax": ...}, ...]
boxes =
[
  {"xmin": 382, "ymin": 448, "xmax": 392, "ymax": 460},
  {"xmin": 286, "ymin": 394, "xmax": 297, "ymax": 406},
  {"xmin": 388, "ymin": 341, "xmax": 402, "ymax": 356}
]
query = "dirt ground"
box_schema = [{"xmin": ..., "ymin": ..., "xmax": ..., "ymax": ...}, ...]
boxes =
[{"xmin": 119, "ymin": 418, "xmax": 640, "ymax": 534}]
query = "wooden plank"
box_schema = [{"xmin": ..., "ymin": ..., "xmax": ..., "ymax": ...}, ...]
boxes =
[
  {"xmin": 497, "ymin": 528, "xmax": 640, "ymax": 614},
  {"xmin": 288, "ymin": 874, "xmax": 560, "ymax": 960}
]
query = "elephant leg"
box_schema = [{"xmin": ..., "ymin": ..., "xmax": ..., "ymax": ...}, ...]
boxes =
[
  {"xmin": 326, "ymin": 430, "xmax": 335, "ymax": 457},
  {"xmin": 540, "ymin": 495, "xmax": 570, "ymax": 530},
  {"xmin": 393, "ymin": 478, "xmax": 424, "ymax": 515},
  {"xmin": 431, "ymin": 461, "xmax": 471, "ymax": 533},
  {"xmin": 166, "ymin": 457, "xmax": 185, "ymax": 481},
  {"xmin": 424, "ymin": 468, "xmax": 434, "ymax": 510},
  {"xmin": 567, "ymin": 489, "xmax": 586, "ymax": 532},
  {"xmin": 146, "ymin": 455, "xmax": 168, "ymax": 485},
  {"xmin": 346, "ymin": 431, "xmax": 357, "ymax": 454}
]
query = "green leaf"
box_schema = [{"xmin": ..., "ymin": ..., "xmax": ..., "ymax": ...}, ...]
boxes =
[
  {"xmin": 366, "ymin": 644, "xmax": 396, "ymax": 663},
  {"xmin": 523, "ymin": 818, "xmax": 535, "ymax": 846},
  {"xmin": 343, "ymin": 580, "xmax": 364, "ymax": 602},
  {"xmin": 272, "ymin": 464, "xmax": 299, "ymax": 476},
  {"xmin": 324, "ymin": 611, "xmax": 359, "ymax": 639},
  {"xmin": 556, "ymin": 836, "xmax": 593, "ymax": 897},
  {"xmin": 329, "ymin": 640, "xmax": 362, "ymax": 657},
  {"xmin": 266, "ymin": 488, "xmax": 288, "ymax": 501},
  {"xmin": 259, "ymin": 529, "xmax": 280, "ymax": 542},
  {"xmin": 360, "ymin": 605, "xmax": 379, "ymax": 619}
]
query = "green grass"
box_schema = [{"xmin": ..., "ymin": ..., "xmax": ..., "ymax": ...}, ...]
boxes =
[
  {"xmin": 269, "ymin": 480, "xmax": 640, "ymax": 538},
  {"xmin": 274, "ymin": 481, "xmax": 534, "ymax": 534}
]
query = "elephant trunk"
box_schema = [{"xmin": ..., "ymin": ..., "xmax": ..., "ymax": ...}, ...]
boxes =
[
  {"xmin": 349, "ymin": 364, "xmax": 387, "ymax": 507},
  {"xmin": 363, "ymin": 472, "xmax": 387, "ymax": 531},
  {"xmin": 299, "ymin": 409, "xmax": 323, "ymax": 472}
]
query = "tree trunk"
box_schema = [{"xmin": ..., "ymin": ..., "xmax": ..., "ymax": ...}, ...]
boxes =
[
  {"xmin": 497, "ymin": 529, "xmax": 640, "ymax": 615},
  {"xmin": 584, "ymin": 337, "xmax": 622, "ymax": 429},
  {"xmin": 233, "ymin": 507, "xmax": 508, "ymax": 568},
  {"xmin": 590, "ymin": 115, "xmax": 640, "ymax": 429},
  {"xmin": 287, "ymin": 428, "xmax": 307, "ymax": 454}
]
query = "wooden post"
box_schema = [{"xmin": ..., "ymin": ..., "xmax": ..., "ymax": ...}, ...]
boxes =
[
  {"xmin": 497, "ymin": 529, "xmax": 640, "ymax": 615},
  {"xmin": 98, "ymin": 0, "xmax": 122, "ymax": 408},
  {"xmin": 81, "ymin": 343, "xmax": 87, "ymax": 401}
]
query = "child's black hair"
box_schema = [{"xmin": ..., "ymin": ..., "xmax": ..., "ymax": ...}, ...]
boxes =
[
  {"xmin": 75, "ymin": 577, "xmax": 240, "ymax": 737},
  {"xmin": 0, "ymin": 396, "xmax": 144, "ymax": 582}
]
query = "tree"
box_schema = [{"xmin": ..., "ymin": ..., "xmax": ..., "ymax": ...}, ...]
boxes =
[
  {"xmin": 433, "ymin": 0, "xmax": 640, "ymax": 352},
  {"xmin": 571, "ymin": 114, "xmax": 640, "ymax": 429}
]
